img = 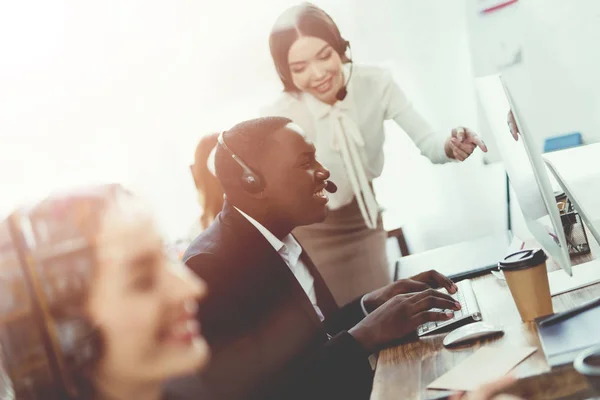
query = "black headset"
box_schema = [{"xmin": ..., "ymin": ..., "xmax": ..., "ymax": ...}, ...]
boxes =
[
  {"xmin": 335, "ymin": 42, "xmax": 353, "ymax": 101},
  {"xmin": 217, "ymin": 130, "xmax": 264, "ymax": 194},
  {"xmin": 217, "ymin": 130, "xmax": 338, "ymax": 195}
]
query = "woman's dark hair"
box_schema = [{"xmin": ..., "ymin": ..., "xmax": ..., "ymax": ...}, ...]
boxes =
[
  {"xmin": 269, "ymin": 2, "xmax": 350, "ymax": 92},
  {"xmin": 0, "ymin": 184, "xmax": 130, "ymax": 399},
  {"xmin": 191, "ymin": 133, "xmax": 224, "ymax": 230}
]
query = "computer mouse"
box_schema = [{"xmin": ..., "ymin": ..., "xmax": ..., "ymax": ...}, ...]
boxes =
[{"xmin": 443, "ymin": 322, "xmax": 504, "ymax": 347}]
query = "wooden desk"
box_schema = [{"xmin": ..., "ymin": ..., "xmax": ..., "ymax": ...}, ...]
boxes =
[{"xmin": 371, "ymin": 237, "xmax": 600, "ymax": 400}]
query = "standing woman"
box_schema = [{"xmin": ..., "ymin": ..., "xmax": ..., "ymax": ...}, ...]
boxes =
[{"xmin": 261, "ymin": 3, "xmax": 488, "ymax": 306}]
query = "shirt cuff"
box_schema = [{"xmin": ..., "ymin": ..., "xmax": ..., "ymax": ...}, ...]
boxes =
[
  {"xmin": 360, "ymin": 295, "xmax": 369, "ymax": 316},
  {"xmin": 440, "ymin": 137, "xmax": 456, "ymax": 163}
]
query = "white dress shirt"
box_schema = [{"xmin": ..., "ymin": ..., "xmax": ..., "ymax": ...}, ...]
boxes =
[
  {"xmin": 234, "ymin": 207, "xmax": 325, "ymax": 321},
  {"xmin": 261, "ymin": 65, "xmax": 452, "ymax": 228}
]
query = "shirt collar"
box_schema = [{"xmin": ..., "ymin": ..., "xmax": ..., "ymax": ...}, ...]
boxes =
[
  {"xmin": 234, "ymin": 207, "xmax": 302, "ymax": 263},
  {"xmin": 280, "ymin": 234, "xmax": 302, "ymax": 266},
  {"xmin": 303, "ymin": 64, "xmax": 354, "ymax": 120}
]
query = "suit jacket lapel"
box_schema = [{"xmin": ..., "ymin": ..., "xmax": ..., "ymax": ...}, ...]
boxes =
[
  {"xmin": 220, "ymin": 202, "xmax": 326, "ymax": 330},
  {"xmin": 299, "ymin": 246, "xmax": 339, "ymax": 319}
]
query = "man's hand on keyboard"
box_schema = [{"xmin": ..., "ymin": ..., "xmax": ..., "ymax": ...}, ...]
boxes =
[
  {"xmin": 349, "ymin": 289, "xmax": 461, "ymax": 353},
  {"xmin": 362, "ymin": 270, "xmax": 457, "ymax": 313},
  {"xmin": 411, "ymin": 269, "xmax": 457, "ymax": 294}
]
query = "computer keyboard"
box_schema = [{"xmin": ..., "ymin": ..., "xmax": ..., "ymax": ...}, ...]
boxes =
[{"xmin": 417, "ymin": 279, "xmax": 482, "ymax": 337}]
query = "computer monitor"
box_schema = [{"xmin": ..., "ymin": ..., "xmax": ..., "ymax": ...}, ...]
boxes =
[{"xmin": 476, "ymin": 74, "xmax": 573, "ymax": 277}]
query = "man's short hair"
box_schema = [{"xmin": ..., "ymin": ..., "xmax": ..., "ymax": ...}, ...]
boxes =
[{"xmin": 215, "ymin": 116, "xmax": 292, "ymax": 195}]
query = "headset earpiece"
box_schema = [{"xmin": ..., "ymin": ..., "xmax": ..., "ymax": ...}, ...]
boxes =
[
  {"xmin": 240, "ymin": 170, "xmax": 264, "ymax": 194},
  {"xmin": 218, "ymin": 131, "xmax": 265, "ymax": 194}
]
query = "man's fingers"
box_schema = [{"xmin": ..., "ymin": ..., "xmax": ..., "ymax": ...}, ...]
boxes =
[
  {"xmin": 412, "ymin": 270, "xmax": 456, "ymax": 293},
  {"xmin": 410, "ymin": 290, "xmax": 460, "ymax": 312},
  {"xmin": 396, "ymin": 279, "xmax": 431, "ymax": 293},
  {"xmin": 413, "ymin": 310, "xmax": 455, "ymax": 325},
  {"xmin": 410, "ymin": 288, "xmax": 457, "ymax": 303},
  {"xmin": 429, "ymin": 271, "xmax": 456, "ymax": 293},
  {"xmin": 435, "ymin": 273, "xmax": 457, "ymax": 294}
]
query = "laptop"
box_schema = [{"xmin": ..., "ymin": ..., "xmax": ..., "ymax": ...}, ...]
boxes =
[{"xmin": 395, "ymin": 231, "xmax": 513, "ymax": 282}]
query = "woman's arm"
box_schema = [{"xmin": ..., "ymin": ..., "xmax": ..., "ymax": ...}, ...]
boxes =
[
  {"xmin": 380, "ymin": 70, "xmax": 451, "ymax": 164},
  {"xmin": 381, "ymin": 70, "xmax": 486, "ymax": 163}
]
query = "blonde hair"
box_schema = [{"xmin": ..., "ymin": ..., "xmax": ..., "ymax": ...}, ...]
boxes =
[{"xmin": 191, "ymin": 133, "xmax": 224, "ymax": 230}]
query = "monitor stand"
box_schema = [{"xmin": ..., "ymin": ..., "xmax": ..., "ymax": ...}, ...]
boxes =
[
  {"xmin": 543, "ymin": 145, "xmax": 600, "ymax": 247},
  {"xmin": 549, "ymin": 259, "xmax": 600, "ymax": 296}
]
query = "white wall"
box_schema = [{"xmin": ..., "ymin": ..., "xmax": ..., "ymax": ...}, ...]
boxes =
[
  {"xmin": 0, "ymin": 0, "xmax": 349, "ymax": 239},
  {"xmin": 517, "ymin": 0, "xmax": 600, "ymax": 148},
  {"xmin": 1, "ymin": 1, "xmax": 597, "ymax": 252},
  {"xmin": 467, "ymin": 0, "xmax": 600, "ymax": 246},
  {"xmin": 346, "ymin": 0, "xmax": 508, "ymax": 253},
  {"xmin": 469, "ymin": 0, "xmax": 600, "ymax": 159}
]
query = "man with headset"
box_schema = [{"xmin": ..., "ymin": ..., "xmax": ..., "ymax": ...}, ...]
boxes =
[{"xmin": 183, "ymin": 117, "xmax": 461, "ymax": 400}]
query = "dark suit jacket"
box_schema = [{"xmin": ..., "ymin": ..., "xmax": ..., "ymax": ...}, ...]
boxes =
[{"xmin": 183, "ymin": 202, "xmax": 374, "ymax": 400}]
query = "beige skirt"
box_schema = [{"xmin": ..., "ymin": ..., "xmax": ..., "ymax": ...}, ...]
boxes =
[{"xmin": 293, "ymin": 198, "xmax": 391, "ymax": 307}]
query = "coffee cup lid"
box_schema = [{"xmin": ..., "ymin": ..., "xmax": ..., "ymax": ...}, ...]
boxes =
[{"xmin": 498, "ymin": 248, "xmax": 547, "ymax": 271}]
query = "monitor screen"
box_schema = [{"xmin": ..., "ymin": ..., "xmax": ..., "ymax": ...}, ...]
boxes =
[{"xmin": 477, "ymin": 74, "xmax": 572, "ymax": 276}]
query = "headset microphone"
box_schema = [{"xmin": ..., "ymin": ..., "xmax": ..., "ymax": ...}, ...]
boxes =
[
  {"xmin": 335, "ymin": 86, "xmax": 348, "ymax": 101},
  {"xmin": 335, "ymin": 41, "xmax": 353, "ymax": 101},
  {"xmin": 325, "ymin": 180, "xmax": 338, "ymax": 194}
]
